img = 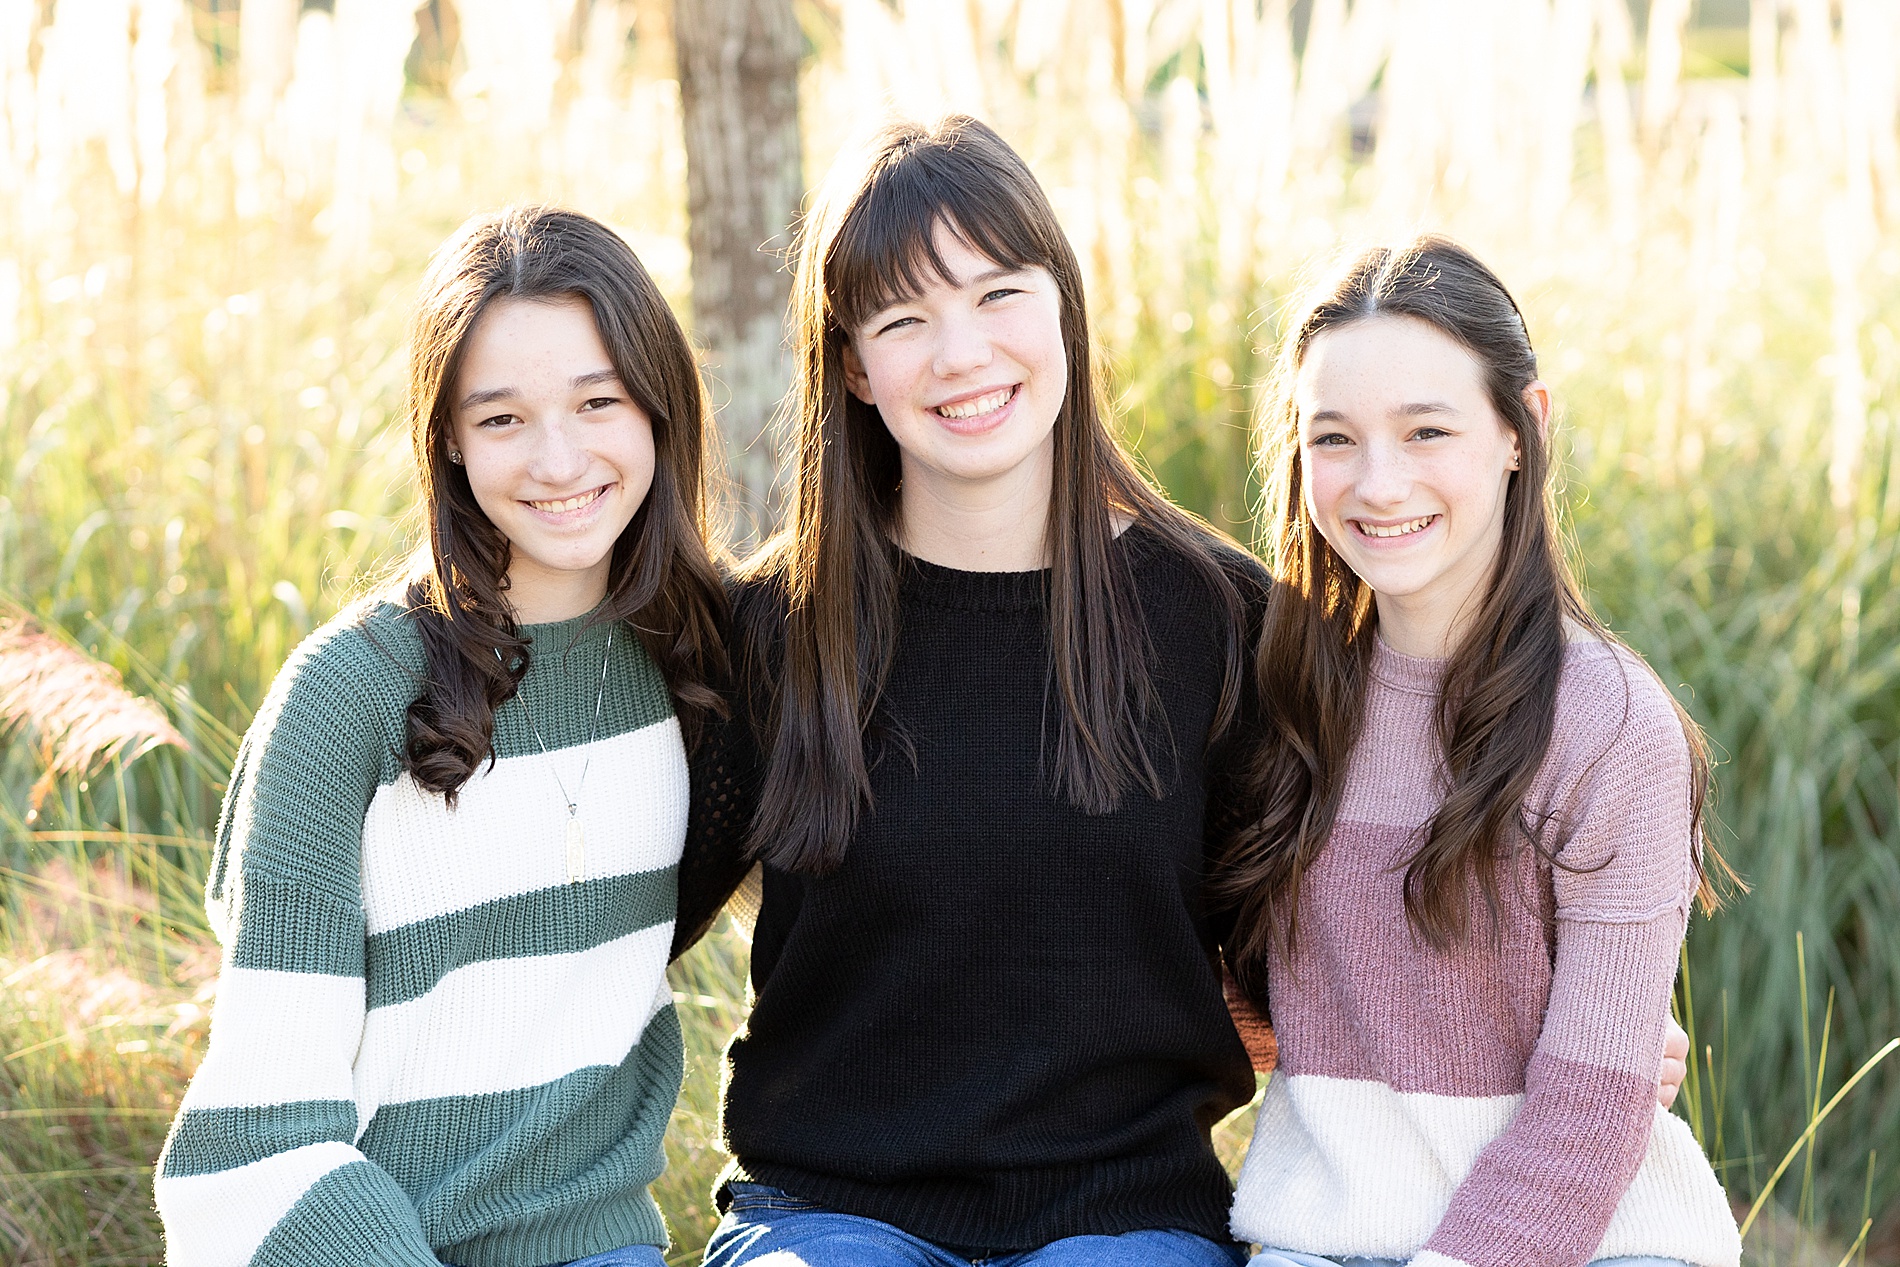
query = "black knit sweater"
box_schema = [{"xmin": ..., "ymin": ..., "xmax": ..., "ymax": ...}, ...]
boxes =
[{"xmin": 673, "ymin": 525, "xmax": 1267, "ymax": 1253}]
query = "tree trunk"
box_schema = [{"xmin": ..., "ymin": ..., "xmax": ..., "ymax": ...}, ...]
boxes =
[{"xmin": 673, "ymin": 0, "xmax": 802, "ymax": 552}]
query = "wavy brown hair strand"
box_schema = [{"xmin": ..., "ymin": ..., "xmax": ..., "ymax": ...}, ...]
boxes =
[
  {"xmin": 1219, "ymin": 237, "xmax": 1732, "ymax": 999},
  {"xmin": 745, "ymin": 115, "xmax": 1247, "ymax": 874},
  {"xmin": 403, "ymin": 205, "xmax": 729, "ymax": 803}
]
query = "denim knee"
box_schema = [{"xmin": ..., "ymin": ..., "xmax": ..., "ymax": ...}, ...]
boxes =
[
  {"xmin": 703, "ymin": 1184, "xmax": 959, "ymax": 1267},
  {"xmin": 998, "ymin": 1229, "xmax": 1248, "ymax": 1267},
  {"xmin": 561, "ymin": 1248, "xmax": 668, "ymax": 1267}
]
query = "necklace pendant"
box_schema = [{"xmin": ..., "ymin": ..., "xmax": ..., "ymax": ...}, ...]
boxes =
[{"xmin": 565, "ymin": 815, "xmax": 585, "ymax": 885}]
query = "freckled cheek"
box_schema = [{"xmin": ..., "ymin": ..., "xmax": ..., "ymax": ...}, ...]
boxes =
[
  {"xmin": 456, "ymin": 446, "xmax": 501, "ymax": 496},
  {"xmin": 1034, "ymin": 331, "xmax": 1068, "ymax": 385},
  {"xmin": 1458, "ymin": 466, "xmax": 1511, "ymax": 526},
  {"xmin": 610, "ymin": 420, "xmax": 659, "ymax": 501},
  {"xmin": 1302, "ymin": 458, "xmax": 1350, "ymax": 530},
  {"xmin": 462, "ymin": 469, "xmax": 521, "ymax": 532},
  {"xmin": 868, "ymin": 357, "xmax": 929, "ymax": 415}
]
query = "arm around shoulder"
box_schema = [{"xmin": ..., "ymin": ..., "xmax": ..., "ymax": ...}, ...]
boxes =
[{"xmin": 671, "ymin": 694, "xmax": 765, "ymax": 960}]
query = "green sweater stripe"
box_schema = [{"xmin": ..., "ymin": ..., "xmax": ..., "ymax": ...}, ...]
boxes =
[
  {"xmin": 163, "ymin": 1100, "xmax": 357, "ymax": 1178},
  {"xmin": 430, "ymin": 1007, "xmax": 681, "ymax": 1267},
  {"xmin": 163, "ymin": 600, "xmax": 689, "ymax": 1265},
  {"xmin": 251, "ymin": 1159, "xmax": 441, "ymax": 1267},
  {"xmin": 363, "ymin": 1006, "xmax": 681, "ymax": 1194},
  {"xmin": 364, "ymin": 866, "xmax": 678, "ymax": 1010},
  {"xmin": 487, "ymin": 622, "xmax": 677, "ymax": 757},
  {"xmin": 231, "ymin": 874, "xmax": 366, "ymax": 977},
  {"xmin": 441, "ymin": 1186, "xmax": 667, "ymax": 1267}
]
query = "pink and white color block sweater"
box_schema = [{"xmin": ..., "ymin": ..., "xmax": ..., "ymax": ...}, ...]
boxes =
[{"xmin": 1229, "ymin": 639, "xmax": 1739, "ymax": 1267}]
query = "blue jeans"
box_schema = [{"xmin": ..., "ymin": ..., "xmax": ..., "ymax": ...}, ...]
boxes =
[
  {"xmin": 1249, "ymin": 1254, "xmax": 1691, "ymax": 1267},
  {"xmin": 452, "ymin": 1247, "xmax": 664, "ymax": 1267},
  {"xmin": 704, "ymin": 1183, "xmax": 1250, "ymax": 1266},
  {"xmin": 561, "ymin": 1248, "xmax": 668, "ymax": 1267}
]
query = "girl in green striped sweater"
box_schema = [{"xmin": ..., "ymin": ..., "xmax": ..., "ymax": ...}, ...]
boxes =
[{"xmin": 155, "ymin": 206, "xmax": 730, "ymax": 1267}]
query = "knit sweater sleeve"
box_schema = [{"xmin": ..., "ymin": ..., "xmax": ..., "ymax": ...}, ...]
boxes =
[
  {"xmin": 1414, "ymin": 650, "xmax": 1697, "ymax": 1267},
  {"xmin": 670, "ymin": 698, "xmax": 763, "ymax": 960},
  {"xmin": 156, "ymin": 630, "xmax": 439, "ymax": 1267}
]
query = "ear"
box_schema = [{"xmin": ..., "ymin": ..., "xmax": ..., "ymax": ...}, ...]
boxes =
[
  {"xmin": 841, "ymin": 342, "xmax": 876, "ymax": 406},
  {"xmin": 1515, "ymin": 379, "xmax": 1552, "ymax": 470},
  {"xmin": 1523, "ymin": 380, "xmax": 1552, "ymax": 439}
]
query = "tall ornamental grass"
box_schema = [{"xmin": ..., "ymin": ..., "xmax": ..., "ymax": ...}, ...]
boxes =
[{"xmin": 2, "ymin": 0, "xmax": 1897, "ymax": 1261}]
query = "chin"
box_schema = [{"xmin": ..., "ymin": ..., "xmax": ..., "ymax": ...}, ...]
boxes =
[
  {"xmin": 520, "ymin": 540, "xmax": 618, "ymax": 575},
  {"xmin": 1339, "ymin": 562, "xmax": 1417, "ymax": 598}
]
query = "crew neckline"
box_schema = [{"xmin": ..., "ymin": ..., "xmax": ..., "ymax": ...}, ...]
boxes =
[
  {"xmin": 519, "ymin": 601, "xmax": 618, "ymax": 658},
  {"xmin": 900, "ymin": 552, "xmax": 1050, "ymax": 612},
  {"xmin": 1369, "ymin": 633, "xmax": 1617, "ymax": 697},
  {"xmin": 1368, "ymin": 636, "xmax": 1449, "ymax": 697},
  {"xmin": 897, "ymin": 521, "xmax": 1157, "ymax": 613}
]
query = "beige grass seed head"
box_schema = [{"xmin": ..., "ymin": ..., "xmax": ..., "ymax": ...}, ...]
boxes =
[{"xmin": 0, "ymin": 617, "xmax": 187, "ymax": 819}]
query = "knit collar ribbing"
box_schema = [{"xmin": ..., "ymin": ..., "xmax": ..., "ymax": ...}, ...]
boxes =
[
  {"xmin": 1368, "ymin": 635, "xmax": 1449, "ymax": 697},
  {"xmin": 896, "ymin": 522, "xmax": 1157, "ymax": 614},
  {"xmin": 518, "ymin": 602, "xmax": 617, "ymax": 664},
  {"xmin": 899, "ymin": 552, "xmax": 1050, "ymax": 613}
]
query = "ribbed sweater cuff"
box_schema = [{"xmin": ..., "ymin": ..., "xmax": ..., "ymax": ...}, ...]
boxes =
[
  {"xmin": 248, "ymin": 1161, "xmax": 441, "ymax": 1267},
  {"xmin": 441, "ymin": 1194, "xmax": 668, "ymax": 1267}
]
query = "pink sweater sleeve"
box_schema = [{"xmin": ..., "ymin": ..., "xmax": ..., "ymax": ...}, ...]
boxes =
[{"xmin": 1416, "ymin": 653, "xmax": 1697, "ymax": 1267}]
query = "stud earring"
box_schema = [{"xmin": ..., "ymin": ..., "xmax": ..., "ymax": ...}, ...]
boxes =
[{"xmin": 448, "ymin": 449, "xmax": 464, "ymax": 465}]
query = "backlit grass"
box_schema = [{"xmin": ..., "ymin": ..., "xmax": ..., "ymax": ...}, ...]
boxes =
[{"xmin": 3, "ymin": 1, "xmax": 1898, "ymax": 1262}]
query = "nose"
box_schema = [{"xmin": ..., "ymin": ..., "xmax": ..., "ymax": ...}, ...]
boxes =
[
  {"xmin": 528, "ymin": 417, "xmax": 592, "ymax": 488},
  {"xmin": 1354, "ymin": 438, "xmax": 1411, "ymax": 509},
  {"xmin": 931, "ymin": 310, "xmax": 993, "ymax": 379}
]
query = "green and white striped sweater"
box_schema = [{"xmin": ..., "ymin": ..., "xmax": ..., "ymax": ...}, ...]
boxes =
[{"xmin": 156, "ymin": 599, "xmax": 686, "ymax": 1267}]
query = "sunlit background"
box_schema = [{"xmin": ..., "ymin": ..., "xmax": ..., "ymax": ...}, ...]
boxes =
[{"xmin": 2, "ymin": 1, "xmax": 1898, "ymax": 1262}]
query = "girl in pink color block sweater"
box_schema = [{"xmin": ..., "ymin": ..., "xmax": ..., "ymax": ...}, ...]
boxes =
[{"xmin": 1217, "ymin": 238, "xmax": 1742, "ymax": 1267}]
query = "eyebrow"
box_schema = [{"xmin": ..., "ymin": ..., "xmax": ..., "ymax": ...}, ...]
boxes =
[
  {"xmin": 457, "ymin": 369, "xmax": 623, "ymax": 412},
  {"xmin": 957, "ymin": 263, "xmax": 1028, "ymax": 288},
  {"xmin": 863, "ymin": 264, "xmax": 1033, "ymax": 325},
  {"xmin": 1307, "ymin": 400, "xmax": 1459, "ymax": 425}
]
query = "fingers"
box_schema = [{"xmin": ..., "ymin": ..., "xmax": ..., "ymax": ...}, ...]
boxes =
[
  {"xmin": 1657, "ymin": 1014, "xmax": 1691, "ymax": 1107},
  {"xmin": 1664, "ymin": 1016, "xmax": 1690, "ymax": 1062},
  {"xmin": 1657, "ymin": 1055, "xmax": 1685, "ymax": 1108}
]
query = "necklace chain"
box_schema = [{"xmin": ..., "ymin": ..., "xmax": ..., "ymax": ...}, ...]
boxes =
[{"xmin": 497, "ymin": 624, "xmax": 614, "ymax": 883}]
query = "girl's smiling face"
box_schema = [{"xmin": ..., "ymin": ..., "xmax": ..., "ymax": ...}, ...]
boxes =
[
  {"xmin": 1297, "ymin": 313, "xmax": 1546, "ymax": 656},
  {"xmin": 841, "ymin": 225, "xmax": 1067, "ymax": 512},
  {"xmin": 449, "ymin": 294, "xmax": 655, "ymax": 623}
]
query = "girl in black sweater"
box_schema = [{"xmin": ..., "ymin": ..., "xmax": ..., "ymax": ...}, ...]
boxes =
[
  {"xmin": 675, "ymin": 115, "xmax": 1266, "ymax": 1265},
  {"xmin": 669, "ymin": 117, "xmax": 1690, "ymax": 1264}
]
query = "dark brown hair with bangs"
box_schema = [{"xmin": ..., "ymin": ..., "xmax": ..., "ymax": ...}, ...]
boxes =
[
  {"xmin": 1216, "ymin": 236, "xmax": 1734, "ymax": 999},
  {"xmin": 403, "ymin": 205, "xmax": 729, "ymax": 800},
  {"xmin": 742, "ymin": 114, "xmax": 1248, "ymax": 873}
]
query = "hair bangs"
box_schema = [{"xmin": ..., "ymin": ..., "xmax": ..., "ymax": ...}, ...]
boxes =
[
  {"xmin": 825, "ymin": 137, "xmax": 1055, "ymax": 334},
  {"xmin": 753, "ymin": 114, "xmax": 1251, "ymax": 876}
]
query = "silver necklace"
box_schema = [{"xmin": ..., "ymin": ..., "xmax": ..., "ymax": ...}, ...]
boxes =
[{"xmin": 498, "ymin": 625, "xmax": 613, "ymax": 884}]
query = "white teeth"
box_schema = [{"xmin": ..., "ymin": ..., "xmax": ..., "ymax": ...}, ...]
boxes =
[
  {"xmin": 935, "ymin": 388, "xmax": 1013, "ymax": 420},
  {"xmin": 528, "ymin": 487, "xmax": 606, "ymax": 514},
  {"xmin": 1358, "ymin": 515, "xmax": 1435, "ymax": 539}
]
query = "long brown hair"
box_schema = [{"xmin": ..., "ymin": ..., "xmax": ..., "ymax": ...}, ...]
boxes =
[
  {"xmin": 1219, "ymin": 236, "xmax": 1731, "ymax": 995},
  {"xmin": 403, "ymin": 205, "xmax": 729, "ymax": 801},
  {"xmin": 744, "ymin": 115, "xmax": 1246, "ymax": 874}
]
